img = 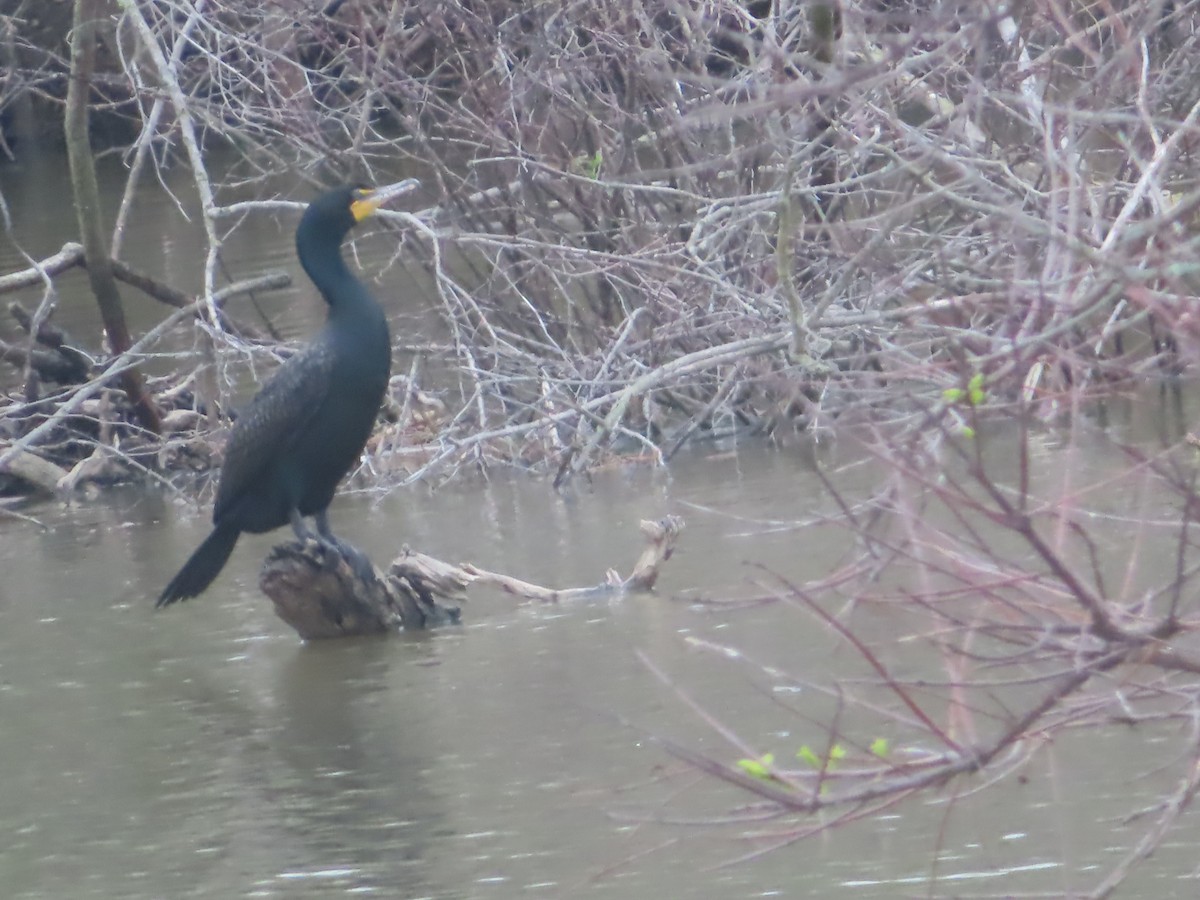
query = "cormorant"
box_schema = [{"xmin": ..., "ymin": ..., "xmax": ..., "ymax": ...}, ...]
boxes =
[{"xmin": 157, "ymin": 180, "xmax": 418, "ymax": 607}]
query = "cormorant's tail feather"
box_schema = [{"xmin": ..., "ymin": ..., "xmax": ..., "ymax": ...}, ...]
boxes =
[{"xmin": 157, "ymin": 524, "xmax": 240, "ymax": 608}]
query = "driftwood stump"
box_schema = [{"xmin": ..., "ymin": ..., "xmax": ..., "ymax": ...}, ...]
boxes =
[
  {"xmin": 258, "ymin": 515, "xmax": 685, "ymax": 640},
  {"xmin": 260, "ymin": 539, "xmax": 463, "ymax": 640}
]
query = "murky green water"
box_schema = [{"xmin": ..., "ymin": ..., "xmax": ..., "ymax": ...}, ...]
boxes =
[{"xmin": 3, "ymin": 153, "xmax": 1199, "ymax": 898}]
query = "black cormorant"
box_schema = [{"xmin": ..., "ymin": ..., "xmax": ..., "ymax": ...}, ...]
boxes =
[{"xmin": 157, "ymin": 180, "xmax": 418, "ymax": 607}]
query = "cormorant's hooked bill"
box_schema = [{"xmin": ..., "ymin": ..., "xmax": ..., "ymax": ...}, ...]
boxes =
[
  {"xmin": 157, "ymin": 178, "xmax": 419, "ymax": 608},
  {"xmin": 349, "ymin": 179, "xmax": 419, "ymax": 221}
]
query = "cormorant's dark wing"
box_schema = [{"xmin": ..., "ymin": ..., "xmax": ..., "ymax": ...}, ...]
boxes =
[{"xmin": 213, "ymin": 344, "xmax": 335, "ymax": 523}]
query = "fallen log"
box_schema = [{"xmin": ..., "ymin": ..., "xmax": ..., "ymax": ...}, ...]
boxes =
[
  {"xmin": 0, "ymin": 446, "xmax": 70, "ymax": 495},
  {"xmin": 258, "ymin": 515, "xmax": 685, "ymax": 639},
  {"xmin": 260, "ymin": 539, "xmax": 461, "ymax": 639}
]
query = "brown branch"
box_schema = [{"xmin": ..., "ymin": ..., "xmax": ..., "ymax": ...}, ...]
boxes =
[
  {"xmin": 64, "ymin": 0, "xmax": 160, "ymax": 434},
  {"xmin": 783, "ymin": 579, "xmax": 964, "ymax": 752},
  {"xmin": 257, "ymin": 516, "xmax": 684, "ymax": 639},
  {"xmin": 0, "ymin": 243, "xmax": 291, "ymax": 314},
  {"xmin": 108, "ymin": 258, "xmax": 192, "ymax": 308}
]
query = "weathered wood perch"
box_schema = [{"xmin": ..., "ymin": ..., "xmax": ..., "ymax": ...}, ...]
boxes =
[
  {"xmin": 258, "ymin": 515, "xmax": 685, "ymax": 640},
  {"xmin": 260, "ymin": 539, "xmax": 463, "ymax": 639}
]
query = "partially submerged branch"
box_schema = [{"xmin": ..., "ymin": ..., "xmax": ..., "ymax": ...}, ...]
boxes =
[
  {"xmin": 257, "ymin": 515, "xmax": 685, "ymax": 639},
  {"xmin": 462, "ymin": 515, "xmax": 684, "ymax": 602}
]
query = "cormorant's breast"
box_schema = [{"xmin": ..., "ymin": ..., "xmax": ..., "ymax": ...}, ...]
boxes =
[
  {"xmin": 282, "ymin": 265, "xmax": 391, "ymax": 517},
  {"xmin": 212, "ymin": 210, "xmax": 391, "ymax": 529}
]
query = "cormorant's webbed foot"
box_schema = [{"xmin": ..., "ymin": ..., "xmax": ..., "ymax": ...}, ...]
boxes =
[{"xmin": 314, "ymin": 510, "xmax": 378, "ymax": 584}]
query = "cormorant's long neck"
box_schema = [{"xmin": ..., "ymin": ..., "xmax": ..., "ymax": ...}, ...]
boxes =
[{"xmin": 296, "ymin": 225, "xmax": 366, "ymax": 318}]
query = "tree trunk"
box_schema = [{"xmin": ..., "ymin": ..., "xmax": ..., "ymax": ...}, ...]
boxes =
[{"xmin": 64, "ymin": 0, "xmax": 161, "ymax": 434}]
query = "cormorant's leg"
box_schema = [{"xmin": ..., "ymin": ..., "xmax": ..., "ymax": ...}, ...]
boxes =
[
  {"xmin": 289, "ymin": 507, "xmax": 319, "ymax": 543},
  {"xmin": 314, "ymin": 509, "xmax": 337, "ymax": 544},
  {"xmin": 314, "ymin": 509, "xmax": 377, "ymax": 582}
]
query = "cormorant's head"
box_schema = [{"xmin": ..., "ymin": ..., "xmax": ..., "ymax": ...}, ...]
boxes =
[{"xmin": 300, "ymin": 179, "xmax": 421, "ymax": 241}]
